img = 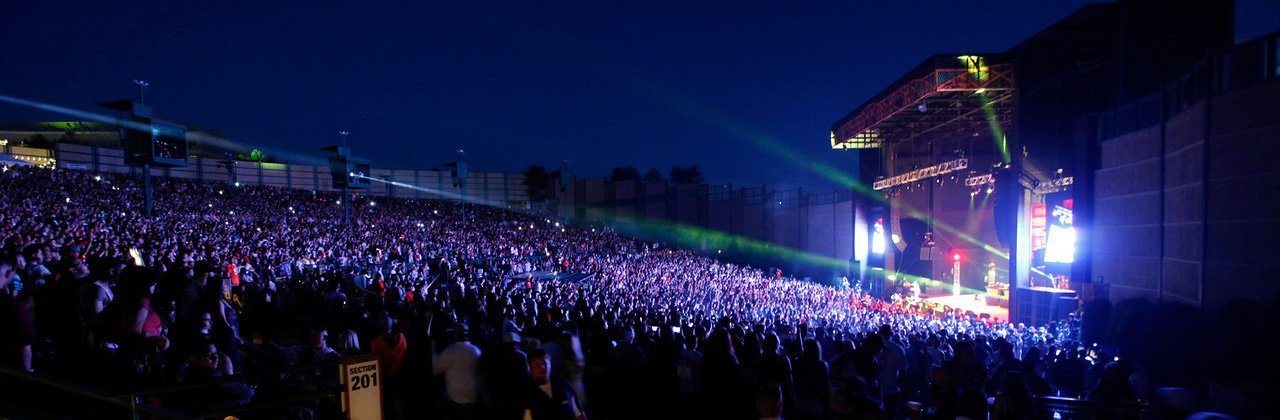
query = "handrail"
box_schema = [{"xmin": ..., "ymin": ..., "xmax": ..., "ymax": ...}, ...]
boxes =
[
  {"xmin": 1, "ymin": 357, "xmax": 344, "ymax": 419},
  {"xmin": 191, "ymin": 388, "xmax": 342, "ymax": 420},
  {"xmin": 123, "ymin": 358, "xmax": 342, "ymax": 398},
  {"xmin": 0, "ymin": 365, "xmax": 131, "ymax": 407},
  {"xmin": 0, "ymin": 365, "xmax": 187, "ymax": 419},
  {"xmin": 127, "ymin": 357, "xmax": 344, "ymax": 419},
  {"xmin": 1033, "ymin": 395, "xmax": 1150, "ymax": 418}
]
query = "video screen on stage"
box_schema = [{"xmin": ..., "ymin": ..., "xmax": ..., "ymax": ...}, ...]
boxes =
[{"xmin": 1043, "ymin": 194, "xmax": 1074, "ymax": 264}]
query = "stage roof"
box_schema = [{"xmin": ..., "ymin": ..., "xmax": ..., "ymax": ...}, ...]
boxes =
[{"xmin": 830, "ymin": 54, "xmax": 1015, "ymax": 150}]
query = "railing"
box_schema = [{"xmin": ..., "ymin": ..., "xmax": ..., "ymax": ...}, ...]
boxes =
[
  {"xmin": 0, "ymin": 358, "xmax": 344, "ymax": 419},
  {"xmin": 904, "ymin": 396, "xmax": 1150, "ymax": 420},
  {"xmin": 1033, "ymin": 395, "xmax": 1149, "ymax": 420}
]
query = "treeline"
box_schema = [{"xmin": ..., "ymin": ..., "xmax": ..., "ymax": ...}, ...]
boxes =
[{"xmin": 603, "ymin": 165, "xmax": 705, "ymax": 186}]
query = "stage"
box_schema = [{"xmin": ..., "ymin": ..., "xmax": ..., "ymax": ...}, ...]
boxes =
[{"xmin": 924, "ymin": 294, "xmax": 1009, "ymax": 323}]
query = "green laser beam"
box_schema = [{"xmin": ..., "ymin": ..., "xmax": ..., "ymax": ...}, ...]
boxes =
[
  {"xmin": 977, "ymin": 92, "xmax": 1011, "ymax": 164},
  {"xmin": 616, "ymin": 73, "xmax": 1010, "ymax": 260},
  {"xmin": 581, "ymin": 205, "xmax": 853, "ymax": 271}
]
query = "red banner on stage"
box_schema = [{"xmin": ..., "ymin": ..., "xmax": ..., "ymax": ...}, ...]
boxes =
[{"xmin": 1032, "ymin": 204, "xmax": 1047, "ymax": 250}]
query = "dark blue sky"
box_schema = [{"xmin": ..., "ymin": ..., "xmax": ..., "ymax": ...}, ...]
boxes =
[{"xmin": 4, "ymin": 1, "xmax": 1277, "ymax": 190}]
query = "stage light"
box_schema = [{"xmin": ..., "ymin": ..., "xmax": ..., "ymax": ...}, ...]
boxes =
[
  {"xmin": 986, "ymin": 187, "xmax": 994, "ymax": 194},
  {"xmin": 953, "ymin": 253, "xmax": 961, "ymax": 262}
]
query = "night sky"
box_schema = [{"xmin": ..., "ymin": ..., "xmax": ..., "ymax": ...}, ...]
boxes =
[{"xmin": 4, "ymin": 1, "xmax": 1278, "ymax": 190}]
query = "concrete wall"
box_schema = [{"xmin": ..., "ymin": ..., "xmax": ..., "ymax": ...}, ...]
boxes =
[
  {"xmin": 803, "ymin": 200, "xmax": 856, "ymax": 267},
  {"xmin": 569, "ymin": 179, "xmax": 857, "ymax": 279},
  {"xmin": 1093, "ymin": 126, "xmax": 1165, "ymax": 303},
  {"xmin": 1161, "ymin": 101, "xmax": 1207, "ymax": 305},
  {"xmin": 1202, "ymin": 79, "xmax": 1280, "ymax": 310},
  {"xmin": 1092, "ymin": 78, "xmax": 1280, "ymax": 311}
]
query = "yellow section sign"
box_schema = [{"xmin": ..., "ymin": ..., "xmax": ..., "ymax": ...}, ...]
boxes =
[{"xmin": 342, "ymin": 355, "xmax": 383, "ymax": 420}]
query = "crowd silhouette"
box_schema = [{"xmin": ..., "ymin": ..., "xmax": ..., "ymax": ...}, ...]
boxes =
[{"xmin": 0, "ymin": 167, "xmax": 1165, "ymax": 419}]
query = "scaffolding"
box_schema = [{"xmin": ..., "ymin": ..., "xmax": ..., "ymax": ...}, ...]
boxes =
[{"xmin": 831, "ymin": 55, "xmax": 1015, "ymax": 151}]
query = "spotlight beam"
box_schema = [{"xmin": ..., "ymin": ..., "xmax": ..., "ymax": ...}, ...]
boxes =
[
  {"xmin": 349, "ymin": 173, "xmax": 503, "ymax": 208},
  {"xmin": 0, "ymin": 92, "xmax": 326, "ymax": 165}
]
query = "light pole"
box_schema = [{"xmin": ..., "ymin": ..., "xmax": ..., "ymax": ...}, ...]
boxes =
[
  {"xmin": 134, "ymin": 80, "xmax": 153, "ymax": 217},
  {"xmin": 559, "ymin": 159, "xmax": 570, "ymax": 211},
  {"xmin": 133, "ymin": 80, "xmax": 149, "ymax": 106},
  {"xmin": 339, "ymin": 130, "xmax": 351, "ymax": 225},
  {"xmin": 457, "ymin": 148, "xmax": 466, "ymax": 222}
]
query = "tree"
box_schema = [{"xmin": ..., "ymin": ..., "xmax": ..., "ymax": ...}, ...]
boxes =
[
  {"xmin": 55, "ymin": 121, "xmax": 94, "ymax": 145},
  {"xmin": 237, "ymin": 149, "xmax": 267, "ymax": 162},
  {"xmin": 669, "ymin": 165, "xmax": 706, "ymax": 186},
  {"xmin": 608, "ymin": 166, "xmax": 641, "ymax": 182},
  {"xmin": 524, "ymin": 165, "xmax": 555, "ymax": 202},
  {"xmin": 24, "ymin": 134, "xmax": 53, "ymax": 148},
  {"xmin": 642, "ymin": 168, "xmax": 666, "ymax": 184}
]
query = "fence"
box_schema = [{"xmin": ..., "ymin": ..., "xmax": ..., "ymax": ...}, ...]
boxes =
[{"xmin": 44, "ymin": 142, "xmax": 531, "ymax": 204}]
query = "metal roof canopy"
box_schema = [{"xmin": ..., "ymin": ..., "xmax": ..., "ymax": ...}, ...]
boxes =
[{"xmin": 831, "ymin": 54, "xmax": 1015, "ymax": 150}]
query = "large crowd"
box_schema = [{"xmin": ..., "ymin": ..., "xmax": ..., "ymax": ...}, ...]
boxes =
[{"xmin": 0, "ymin": 166, "xmax": 1143, "ymax": 420}]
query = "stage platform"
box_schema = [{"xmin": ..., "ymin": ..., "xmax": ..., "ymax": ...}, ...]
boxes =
[{"xmin": 925, "ymin": 294, "xmax": 1009, "ymax": 323}]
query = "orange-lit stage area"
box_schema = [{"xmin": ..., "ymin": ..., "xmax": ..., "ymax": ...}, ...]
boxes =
[{"xmin": 924, "ymin": 294, "xmax": 1009, "ymax": 323}]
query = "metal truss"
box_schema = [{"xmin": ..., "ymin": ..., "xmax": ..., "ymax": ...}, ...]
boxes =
[
  {"xmin": 873, "ymin": 158, "xmax": 968, "ymax": 190},
  {"xmin": 832, "ymin": 60, "xmax": 1015, "ymax": 150}
]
